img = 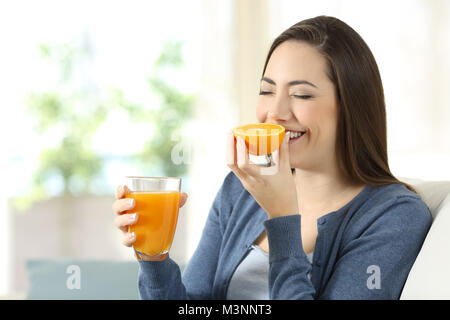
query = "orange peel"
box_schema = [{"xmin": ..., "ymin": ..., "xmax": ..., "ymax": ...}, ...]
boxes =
[{"xmin": 233, "ymin": 123, "xmax": 285, "ymax": 156}]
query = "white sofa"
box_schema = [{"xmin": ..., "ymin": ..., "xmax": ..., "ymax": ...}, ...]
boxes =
[{"xmin": 399, "ymin": 178, "xmax": 450, "ymax": 299}]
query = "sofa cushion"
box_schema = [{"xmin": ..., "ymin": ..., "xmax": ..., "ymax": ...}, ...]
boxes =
[
  {"xmin": 399, "ymin": 179, "xmax": 450, "ymax": 299},
  {"xmin": 26, "ymin": 260, "xmax": 140, "ymax": 300}
]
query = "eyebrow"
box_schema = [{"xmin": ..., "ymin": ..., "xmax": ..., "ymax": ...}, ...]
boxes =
[{"xmin": 261, "ymin": 76, "xmax": 318, "ymax": 88}]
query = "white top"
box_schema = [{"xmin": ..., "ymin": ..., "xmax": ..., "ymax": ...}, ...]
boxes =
[{"xmin": 226, "ymin": 245, "xmax": 314, "ymax": 300}]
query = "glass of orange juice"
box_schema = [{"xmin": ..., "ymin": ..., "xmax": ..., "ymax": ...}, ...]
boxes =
[{"xmin": 124, "ymin": 176, "xmax": 181, "ymax": 261}]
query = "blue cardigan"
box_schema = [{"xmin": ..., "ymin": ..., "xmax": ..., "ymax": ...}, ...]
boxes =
[{"xmin": 137, "ymin": 171, "xmax": 432, "ymax": 300}]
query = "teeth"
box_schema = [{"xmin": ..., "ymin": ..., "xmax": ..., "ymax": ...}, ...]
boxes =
[{"xmin": 288, "ymin": 131, "xmax": 305, "ymax": 139}]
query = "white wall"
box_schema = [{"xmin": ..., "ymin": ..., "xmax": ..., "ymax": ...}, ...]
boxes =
[
  {"xmin": 0, "ymin": 171, "xmax": 10, "ymax": 296},
  {"xmin": 185, "ymin": 0, "xmax": 239, "ymax": 257}
]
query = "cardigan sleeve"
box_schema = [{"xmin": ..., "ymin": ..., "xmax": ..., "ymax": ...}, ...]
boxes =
[
  {"xmin": 264, "ymin": 214, "xmax": 316, "ymax": 300},
  {"xmin": 137, "ymin": 173, "xmax": 233, "ymax": 300},
  {"xmin": 264, "ymin": 196, "xmax": 432, "ymax": 300}
]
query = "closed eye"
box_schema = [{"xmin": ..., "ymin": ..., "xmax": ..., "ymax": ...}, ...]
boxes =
[
  {"xmin": 293, "ymin": 95, "xmax": 312, "ymax": 100},
  {"xmin": 259, "ymin": 91, "xmax": 312, "ymax": 99}
]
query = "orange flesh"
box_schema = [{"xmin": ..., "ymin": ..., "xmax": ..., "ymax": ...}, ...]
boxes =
[{"xmin": 233, "ymin": 123, "xmax": 285, "ymax": 155}]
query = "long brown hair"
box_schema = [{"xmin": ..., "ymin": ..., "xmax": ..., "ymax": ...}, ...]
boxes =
[{"xmin": 262, "ymin": 15, "xmax": 417, "ymax": 194}]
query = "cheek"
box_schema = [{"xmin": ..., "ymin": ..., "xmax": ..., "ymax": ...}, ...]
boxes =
[
  {"xmin": 320, "ymin": 106, "xmax": 338, "ymax": 134},
  {"xmin": 293, "ymin": 104, "xmax": 338, "ymax": 136},
  {"xmin": 291, "ymin": 106, "xmax": 315, "ymax": 125}
]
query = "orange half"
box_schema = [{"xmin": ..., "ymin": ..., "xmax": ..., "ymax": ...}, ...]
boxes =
[{"xmin": 233, "ymin": 123, "xmax": 285, "ymax": 156}]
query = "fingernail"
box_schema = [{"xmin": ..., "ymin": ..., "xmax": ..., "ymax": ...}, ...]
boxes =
[
  {"xmin": 130, "ymin": 213, "xmax": 137, "ymax": 222},
  {"xmin": 128, "ymin": 199, "xmax": 135, "ymax": 206},
  {"xmin": 129, "ymin": 232, "xmax": 135, "ymax": 239}
]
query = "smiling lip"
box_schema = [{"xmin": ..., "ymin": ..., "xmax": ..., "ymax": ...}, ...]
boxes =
[
  {"xmin": 288, "ymin": 131, "xmax": 306, "ymax": 143},
  {"xmin": 285, "ymin": 128, "xmax": 307, "ymax": 132}
]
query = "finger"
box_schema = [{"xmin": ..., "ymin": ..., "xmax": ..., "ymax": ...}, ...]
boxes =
[
  {"xmin": 226, "ymin": 132, "xmax": 248, "ymax": 181},
  {"xmin": 112, "ymin": 198, "xmax": 136, "ymax": 214},
  {"xmin": 226, "ymin": 131, "xmax": 236, "ymax": 166},
  {"xmin": 236, "ymin": 136, "xmax": 260, "ymax": 176},
  {"xmin": 236, "ymin": 136, "xmax": 248, "ymax": 167},
  {"xmin": 115, "ymin": 184, "xmax": 130, "ymax": 200},
  {"xmin": 114, "ymin": 213, "xmax": 138, "ymax": 233},
  {"xmin": 179, "ymin": 192, "xmax": 188, "ymax": 208},
  {"xmin": 279, "ymin": 131, "xmax": 290, "ymax": 169},
  {"xmin": 273, "ymin": 149, "xmax": 279, "ymax": 166},
  {"xmin": 122, "ymin": 232, "xmax": 136, "ymax": 247}
]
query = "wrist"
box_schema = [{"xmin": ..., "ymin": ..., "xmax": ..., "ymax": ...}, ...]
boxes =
[
  {"xmin": 263, "ymin": 214, "xmax": 304, "ymax": 262},
  {"xmin": 267, "ymin": 207, "xmax": 299, "ymax": 219}
]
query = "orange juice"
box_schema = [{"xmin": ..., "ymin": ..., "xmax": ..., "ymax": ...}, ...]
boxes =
[
  {"xmin": 125, "ymin": 191, "xmax": 180, "ymax": 257},
  {"xmin": 233, "ymin": 123, "xmax": 285, "ymax": 155}
]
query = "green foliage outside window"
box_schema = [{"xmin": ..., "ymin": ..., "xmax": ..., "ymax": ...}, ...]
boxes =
[{"xmin": 14, "ymin": 39, "xmax": 194, "ymax": 211}]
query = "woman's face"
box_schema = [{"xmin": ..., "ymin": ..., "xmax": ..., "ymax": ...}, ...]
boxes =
[{"xmin": 256, "ymin": 40, "xmax": 338, "ymax": 171}]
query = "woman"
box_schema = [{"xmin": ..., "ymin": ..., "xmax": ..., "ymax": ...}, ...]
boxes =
[{"xmin": 113, "ymin": 16, "xmax": 431, "ymax": 299}]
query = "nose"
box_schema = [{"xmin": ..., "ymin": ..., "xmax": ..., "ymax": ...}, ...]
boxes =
[{"xmin": 266, "ymin": 96, "xmax": 291, "ymax": 122}]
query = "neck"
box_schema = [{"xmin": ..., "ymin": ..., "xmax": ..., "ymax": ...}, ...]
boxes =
[{"xmin": 293, "ymin": 167, "xmax": 364, "ymax": 217}]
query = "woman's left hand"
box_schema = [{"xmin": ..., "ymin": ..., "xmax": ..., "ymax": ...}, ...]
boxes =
[{"xmin": 226, "ymin": 131, "xmax": 299, "ymax": 219}]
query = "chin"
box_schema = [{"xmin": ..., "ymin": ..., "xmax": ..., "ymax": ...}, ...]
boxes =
[
  {"xmin": 289, "ymin": 160, "xmax": 301, "ymax": 169},
  {"xmin": 289, "ymin": 159, "xmax": 314, "ymax": 171}
]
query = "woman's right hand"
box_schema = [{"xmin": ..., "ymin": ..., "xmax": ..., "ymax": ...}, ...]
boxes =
[{"xmin": 112, "ymin": 184, "xmax": 188, "ymax": 256}]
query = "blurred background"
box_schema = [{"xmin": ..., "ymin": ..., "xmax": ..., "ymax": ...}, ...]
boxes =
[{"xmin": 0, "ymin": 0, "xmax": 449, "ymax": 299}]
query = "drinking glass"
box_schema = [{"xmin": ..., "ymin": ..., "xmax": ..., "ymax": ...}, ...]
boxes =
[{"xmin": 124, "ymin": 176, "xmax": 181, "ymax": 261}]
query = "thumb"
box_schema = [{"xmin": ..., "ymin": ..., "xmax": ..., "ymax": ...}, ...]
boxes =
[
  {"xmin": 279, "ymin": 131, "xmax": 290, "ymax": 168},
  {"xmin": 179, "ymin": 192, "xmax": 188, "ymax": 208}
]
